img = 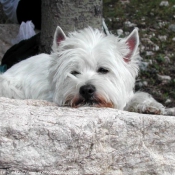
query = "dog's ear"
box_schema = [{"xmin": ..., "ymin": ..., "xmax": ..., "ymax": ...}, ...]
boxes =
[
  {"xmin": 124, "ymin": 28, "xmax": 139, "ymax": 62},
  {"xmin": 53, "ymin": 26, "xmax": 66, "ymax": 48}
]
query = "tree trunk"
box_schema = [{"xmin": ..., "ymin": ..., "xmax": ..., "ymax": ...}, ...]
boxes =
[{"xmin": 40, "ymin": 0, "xmax": 103, "ymax": 53}]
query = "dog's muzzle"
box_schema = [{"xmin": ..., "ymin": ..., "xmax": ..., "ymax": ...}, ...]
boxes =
[{"xmin": 65, "ymin": 84, "xmax": 114, "ymax": 108}]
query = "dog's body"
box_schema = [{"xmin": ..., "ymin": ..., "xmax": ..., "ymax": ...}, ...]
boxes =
[{"xmin": 0, "ymin": 26, "xmax": 165, "ymax": 114}]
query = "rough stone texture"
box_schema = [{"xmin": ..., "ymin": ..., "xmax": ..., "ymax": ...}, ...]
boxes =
[{"xmin": 0, "ymin": 97, "xmax": 175, "ymax": 175}]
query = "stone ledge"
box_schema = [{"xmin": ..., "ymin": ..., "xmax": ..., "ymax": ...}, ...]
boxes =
[{"xmin": 0, "ymin": 97, "xmax": 175, "ymax": 175}]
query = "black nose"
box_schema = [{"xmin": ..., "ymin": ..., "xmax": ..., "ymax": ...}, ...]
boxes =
[{"xmin": 79, "ymin": 84, "xmax": 96, "ymax": 100}]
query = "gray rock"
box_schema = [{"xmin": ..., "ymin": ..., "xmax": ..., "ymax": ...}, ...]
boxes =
[
  {"xmin": 146, "ymin": 51, "xmax": 154, "ymax": 56},
  {"xmin": 158, "ymin": 21, "xmax": 168, "ymax": 28},
  {"xmin": 164, "ymin": 56, "xmax": 171, "ymax": 63},
  {"xmin": 165, "ymin": 99, "xmax": 172, "ymax": 104},
  {"xmin": 158, "ymin": 35, "xmax": 167, "ymax": 41},
  {"xmin": 136, "ymin": 81, "xmax": 148, "ymax": 88},
  {"xmin": 124, "ymin": 21, "xmax": 137, "ymax": 28},
  {"xmin": 139, "ymin": 61, "xmax": 149, "ymax": 71},
  {"xmin": 117, "ymin": 29, "xmax": 123, "ymax": 36},
  {"xmin": 120, "ymin": 0, "xmax": 130, "ymax": 4},
  {"xmin": 169, "ymin": 24, "xmax": 175, "ymax": 32},
  {"xmin": 142, "ymin": 81, "xmax": 148, "ymax": 86},
  {"xmin": 141, "ymin": 38, "xmax": 159, "ymax": 52},
  {"xmin": 0, "ymin": 97, "xmax": 175, "ymax": 174},
  {"xmin": 159, "ymin": 1, "xmax": 169, "ymax": 6},
  {"xmin": 157, "ymin": 74, "xmax": 171, "ymax": 83},
  {"xmin": 140, "ymin": 45, "xmax": 145, "ymax": 53}
]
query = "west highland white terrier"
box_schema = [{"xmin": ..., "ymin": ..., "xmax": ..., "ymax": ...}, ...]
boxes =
[{"xmin": 0, "ymin": 26, "xmax": 165, "ymax": 114}]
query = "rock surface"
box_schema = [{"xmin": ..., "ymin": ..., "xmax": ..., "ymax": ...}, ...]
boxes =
[{"xmin": 0, "ymin": 97, "xmax": 175, "ymax": 175}]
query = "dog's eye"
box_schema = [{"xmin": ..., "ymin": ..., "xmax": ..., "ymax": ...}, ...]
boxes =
[
  {"xmin": 97, "ymin": 67, "xmax": 109, "ymax": 74},
  {"xmin": 71, "ymin": 71, "xmax": 80, "ymax": 76}
]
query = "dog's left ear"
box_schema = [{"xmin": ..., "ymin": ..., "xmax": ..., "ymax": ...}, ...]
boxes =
[
  {"xmin": 124, "ymin": 28, "xmax": 139, "ymax": 62},
  {"xmin": 53, "ymin": 26, "xmax": 66, "ymax": 48}
]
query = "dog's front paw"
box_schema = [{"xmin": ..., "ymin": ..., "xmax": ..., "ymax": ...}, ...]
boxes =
[
  {"xmin": 128, "ymin": 102, "xmax": 165, "ymax": 115},
  {"xmin": 164, "ymin": 107, "xmax": 175, "ymax": 116},
  {"xmin": 125, "ymin": 92, "xmax": 165, "ymax": 115}
]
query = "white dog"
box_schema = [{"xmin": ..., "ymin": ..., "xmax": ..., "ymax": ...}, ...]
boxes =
[{"xmin": 0, "ymin": 26, "xmax": 165, "ymax": 114}]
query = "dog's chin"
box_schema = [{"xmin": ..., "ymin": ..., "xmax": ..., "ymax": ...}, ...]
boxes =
[{"xmin": 65, "ymin": 95, "xmax": 114, "ymax": 108}]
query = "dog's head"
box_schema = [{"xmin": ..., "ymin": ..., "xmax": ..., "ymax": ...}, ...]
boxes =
[{"xmin": 50, "ymin": 26, "xmax": 140, "ymax": 109}]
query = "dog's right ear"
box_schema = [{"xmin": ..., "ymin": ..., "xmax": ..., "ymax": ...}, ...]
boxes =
[{"xmin": 53, "ymin": 26, "xmax": 66, "ymax": 48}]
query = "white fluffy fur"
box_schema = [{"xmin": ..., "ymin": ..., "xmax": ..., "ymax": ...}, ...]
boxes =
[{"xmin": 0, "ymin": 26, "xmax": 165, "ymax": 114}]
